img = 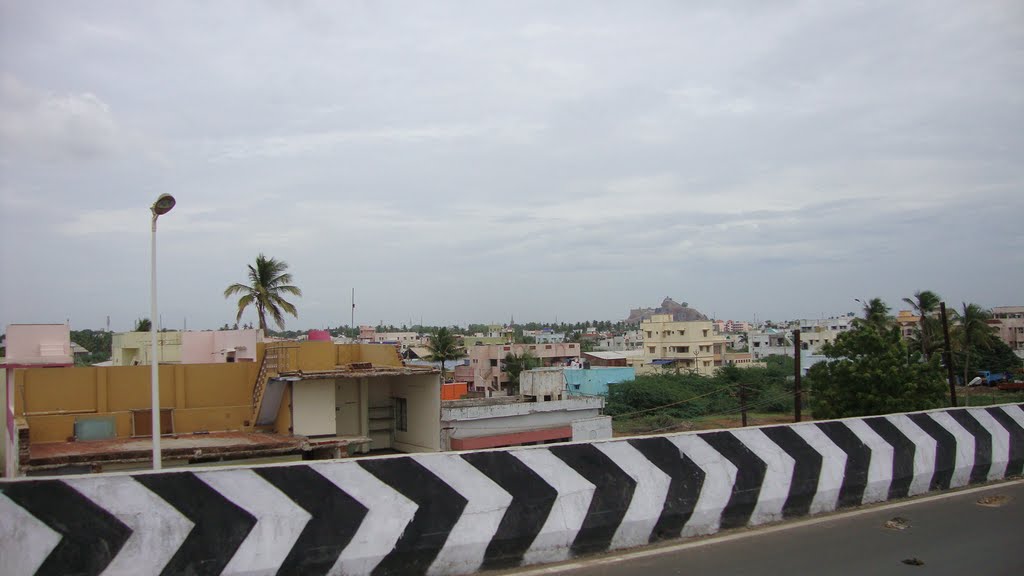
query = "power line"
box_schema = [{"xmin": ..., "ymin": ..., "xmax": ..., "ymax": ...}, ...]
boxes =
[
  {"xmin": 642, "ymin": 390, "xmax": 797, "ymax": 434},
  {"xmin": 610, "ymin": 381, "xmax": 742, "ymax": 420}
]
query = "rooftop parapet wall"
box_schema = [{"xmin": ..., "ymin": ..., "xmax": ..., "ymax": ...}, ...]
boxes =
[{"xmin": 2, "ymin": 404, "xmax": 1023, "ymax": 576}]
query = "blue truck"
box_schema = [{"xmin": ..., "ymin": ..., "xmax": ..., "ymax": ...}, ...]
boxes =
[{"xmin": 976, "ymin": 370, "xmax": 1009, "ymax": 386}]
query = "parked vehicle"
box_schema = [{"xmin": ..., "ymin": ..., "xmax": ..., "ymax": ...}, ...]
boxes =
[{"xmin": 976, "ymin": 370, "xmax": 1009, "ymax": 386}]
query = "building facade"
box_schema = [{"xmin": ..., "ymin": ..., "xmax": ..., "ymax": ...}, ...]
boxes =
[
  {"xmin": 6, "ymin": 341, "xmax": 441, "ymax": 476},
  {"xmin": 632, "ymin": 315, "xmax": 727, "ymax": 376},
  {"xmin": 465, "ymin": 342, "xmax": 581, "ymax": 392},
  {"xmin": 111, "ymin": 331, "xmax": 183, "ymax": 365},
  {"xmin": 991, "ymin": 306, "xmax": 1024, "ymax": 359},
  {"xmin": 596, "ymin": 330, "xmax": 644, "ymax": 351},
  {"xmin": 440, "ymin": 394, "xmax": 608, "ymax": 450}
]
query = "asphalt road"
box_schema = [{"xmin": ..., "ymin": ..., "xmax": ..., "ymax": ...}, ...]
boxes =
[{"xmin": 503, "ymin": 479, "xmax": 1024, "ymax": 576}]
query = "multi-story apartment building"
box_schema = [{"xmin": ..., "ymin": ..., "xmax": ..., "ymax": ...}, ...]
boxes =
[
  {"xmin": 748, "ymin": 330, "xmax": 792, "ymax": 360},
  {"xmin": 372, "ymin": 331, "xmax": 425, "ymax": 352},
  {"xmin": 990, "ymin": 306, "xmax": 1024, "ymax": 360},
  {"xmin": 524, "ymin": 329, "xmax": 566, "ymax": 344},
  {"xmin": 632, "ymin": 314, "xmax": 727, "ymax": 376},
  {"xmin": 895, "ymin": 310, "xmax": 921, "ymax": 340},
  {"xmin": 715, "ymin": 320, "xmax": 753, "ymax": 334},
  {"xmin": 727, "ymin": 320, "xmax": 752, "ymax": 333},
  {"xmin": 596, "ymin": 330, "xmax": 644, "ymax": 351},
  {"xmin": 465, "ymin": 342, "xmax": 582, "ymax": 393},
  {"xmin": 748, "ymin": 317, "xmax": 852, "ymax": 360}
]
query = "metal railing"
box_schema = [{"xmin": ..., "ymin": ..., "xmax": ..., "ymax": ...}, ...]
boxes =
[{"xmin": 250, "ymin": 345, "xmax": 298, "ymax": 427}]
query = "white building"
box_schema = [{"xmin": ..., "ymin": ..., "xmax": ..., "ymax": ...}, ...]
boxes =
[
  {"xmin": 748, "ymin": 317, "xmax": 854, "ymax": 360},
  {"xmin": 372, "ymin": 332, "xmax": 426, "ymax": 352},
  {"xmin": 440, "ymin": 395, "xmax": 609, "ymax": 450},
  {"xmin": 596, "ymin": 330, "xmax": 644, "ymax": 351},
  {"xmin": 748, "ymin": 330, "xmax": 793, "ymax": 360}
]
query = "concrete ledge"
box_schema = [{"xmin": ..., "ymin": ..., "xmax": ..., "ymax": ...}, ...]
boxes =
[{"xmin": 1, "ymin": 403, "xmax": 1022, "ymax": 575}]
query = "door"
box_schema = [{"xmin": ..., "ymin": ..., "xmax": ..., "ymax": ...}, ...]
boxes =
[
  {"xmin": 336, "ymin": 379, "xmax": 361, "ymax": 436},
  {"xmin": 131, "ymin": 409, "xmax": 173, "ymax": 437},
  {"xmin": 292, "ymin": 380, "xmax": 336, "ymax": 436}
]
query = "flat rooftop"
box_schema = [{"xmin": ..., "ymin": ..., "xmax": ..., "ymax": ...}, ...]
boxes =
[
  {"xmin": 24, "ymin": 431, "xmax": 368, "ymax": 473},
  {"xmin": 280, "ymin": 364, "xmax": 439, "ymax": 379},
  {"xmin": 443, "ymin": 395, "xmax": 529, "ymax": 408}
]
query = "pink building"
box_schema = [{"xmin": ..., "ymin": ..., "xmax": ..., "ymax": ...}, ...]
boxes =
[
  {"xmin": 3, "ymin": 324, "xmax": 73, "ymax": 477},
  {"xmin": 2, "ymin": 324, "xmax": 72, "ymax": 367},
  {"xmin": 990, "ymin": 306, "xmax": 1024, "ymax": 359},
  {"xmin": 466, "ymin": 342, "xmax": 581, "ymax": 393},
  {"xmin": 180, "ymin": 329, "xmax": 263, "ymax": 363}
]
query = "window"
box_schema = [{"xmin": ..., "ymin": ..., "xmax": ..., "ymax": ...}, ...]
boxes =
[
  {"xmin": 680, "ymin": 330, "xmax": 685, "ymax": 336},
  {"xmin": 703, "ymin": 329, "xmax": 709, "ymax": 337},
  {"xmin": 646, "ymin": 331, "xmax": 652, "ymax": 338},
  {"xmin": 545, "ymin": 344, "xmax": 552, "ymax": 349},
  {"xmin": 490, "ymin": 359, "xmax": 498, "ymax": 366},
  {"xmin": 394, "ymin": 398, "xmax": 408, "ymax": 432},
  {"xmin": 648, "ymin": 346, "xmax": 656, "ymax": 353}
]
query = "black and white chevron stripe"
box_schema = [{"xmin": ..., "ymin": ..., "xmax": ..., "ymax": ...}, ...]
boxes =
[{"xmin": 2, "ymin": 403, "xmax": 1023, "ymax": 576}]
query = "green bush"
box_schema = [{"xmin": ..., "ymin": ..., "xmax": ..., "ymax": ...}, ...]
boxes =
[{"xmin": 608, "ymin": 364, "xmax": 794, "ymax": 425}]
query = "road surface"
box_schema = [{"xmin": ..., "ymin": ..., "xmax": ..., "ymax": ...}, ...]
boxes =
[{"xmin": 503, "ymin": 479, "xmax": 1024, "ymax": 576}]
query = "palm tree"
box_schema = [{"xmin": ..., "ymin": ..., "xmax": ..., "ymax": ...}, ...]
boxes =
[
  {"xmin": 223, "ymin": 254, "xmax": 302, "ymax": 333},
  {"xmin": 134, "ymin": 318, "xmax": 152, "ymax": 332},
  {"xmin": 902, "ymin": 290, "xmax": 942, "ymax": 359},
  {"xmin": 857, "ymin": 297, "xmax": 892, "ymax": 330},
  {"xmin": 503, "ymin": 351, "xmax": 540, "ymax": 395},
  {"xmin": 952, "ymin": 302, "xmax": 997, "ymax": 385},
  {"xmin": 426, "ymin": 327, "xmax": 466, "ymax": 382}
]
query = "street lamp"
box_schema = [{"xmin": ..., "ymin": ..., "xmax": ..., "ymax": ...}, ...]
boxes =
[{"xmin": 150, "ymin": 193, "xmax": 175, "ymax": 470}]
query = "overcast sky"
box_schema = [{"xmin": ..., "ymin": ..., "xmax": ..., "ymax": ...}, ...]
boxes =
[{"xmin": 1, "ymin": 1, "xmax": 1021, "ymax": 332}]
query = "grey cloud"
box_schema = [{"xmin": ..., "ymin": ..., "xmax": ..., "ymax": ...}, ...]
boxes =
[{"xmin": 0, "ymin": 0, "xmax": 1021, "ymax": 330}]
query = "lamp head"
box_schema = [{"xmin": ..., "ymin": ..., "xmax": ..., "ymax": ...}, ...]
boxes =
[{"xmin": 151, "ymin": 193, "xmax": 176, "ymax": 216}]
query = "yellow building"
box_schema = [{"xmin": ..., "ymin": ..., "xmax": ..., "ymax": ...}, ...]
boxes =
[
  {"xmin": 632, "ymin": 314, "xmax": 728, "ymax": 376},
  {"xmin": 8, "ymin": 341, "xmax": 441, "ymax": 476},
  {"xmin": 110, "ymin": 331, "xmax": 183, "ymax": 365}
]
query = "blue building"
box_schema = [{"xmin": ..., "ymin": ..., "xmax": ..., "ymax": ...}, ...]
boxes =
[{"xmin": 564, "ymin": 367, "xmax": 635, "ymax": 396}]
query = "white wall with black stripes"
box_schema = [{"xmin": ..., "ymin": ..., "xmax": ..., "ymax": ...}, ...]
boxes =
[{"xmin": 2, "ymin": 403, "xmax": 1023, "ymax": 576}]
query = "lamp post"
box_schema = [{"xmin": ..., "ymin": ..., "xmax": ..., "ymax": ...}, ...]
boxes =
[{"xmin": 150, "ymin": 193, "xmax": 175, "ymax": 470}]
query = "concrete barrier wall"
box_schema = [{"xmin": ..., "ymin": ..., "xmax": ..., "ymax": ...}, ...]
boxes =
[{"xmin": 2, "ymin": 403, "xmax": 1023, "ymax": 576}]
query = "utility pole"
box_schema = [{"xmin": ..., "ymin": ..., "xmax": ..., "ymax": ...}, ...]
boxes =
[
  {"xmin": 793, "ymin": 329, "xmax": 802, "ymax": 422},
  {"xmin": 350, "ymin": 288, "xmax": 355, "ymax": 333},
  {"xmin": 940, "ymin": 302, "xmax": 957, "ymax": 407},
  {"xmin": 739, "ymin": 379, "xmax": 748, "ymax": 427}
]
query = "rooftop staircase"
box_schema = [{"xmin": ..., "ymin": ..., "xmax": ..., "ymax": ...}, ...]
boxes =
[{"xmin": 249, "ymin": 345, "xmax": 297, "ymax": 430}]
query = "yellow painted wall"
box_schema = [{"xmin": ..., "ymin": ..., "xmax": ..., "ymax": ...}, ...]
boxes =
[
  {"xmin": 14, "ymin": 363, "xmax": 257, "ymax": 444},
  {"xmin": 257, "ymin": 341, "xmax": 403, "ymax": 374},
  {"xmin": 111, "ymin": 331, "xmax": 183, "ymax": 366},
  {"xmin": 15, "ymin": 342, "xmax": 412, "ymax": 446},
  {"xmin": 354, "ymin": 344, "xmax": 403, "ymax": 366},
  {"xmin": 294, "ymin": 342, "xmax": 336, "ymax": 371},
  {"xmin": 274, "ymin": 385, "xmax": 293, "ymax": 435}
]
